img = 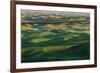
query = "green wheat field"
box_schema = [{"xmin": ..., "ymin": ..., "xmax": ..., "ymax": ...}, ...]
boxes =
[{"xmin": 21, "ymin": 10, "xmax": 90, "ymax": 63}]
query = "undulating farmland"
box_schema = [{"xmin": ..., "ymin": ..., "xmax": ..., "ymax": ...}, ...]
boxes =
[{"xmin": 21, "ymin": 10, "xmax": 90, "ymax": 63}]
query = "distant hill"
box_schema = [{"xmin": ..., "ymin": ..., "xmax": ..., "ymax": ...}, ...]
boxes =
[{"xmin": 21, "ymin": 9, "xmax": 90, "ymax": 17}]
